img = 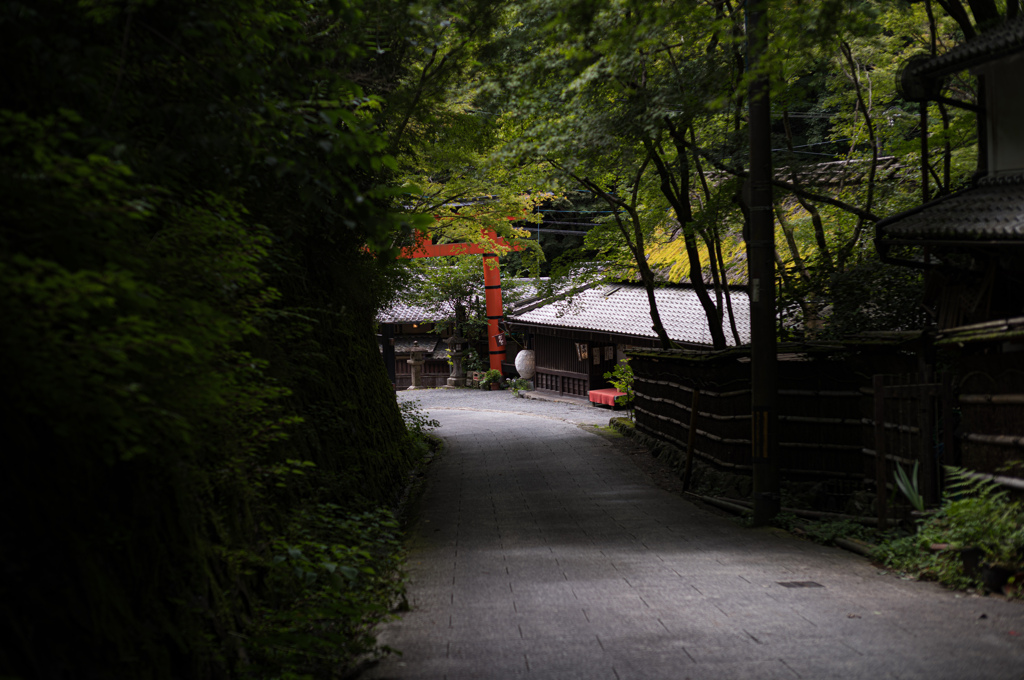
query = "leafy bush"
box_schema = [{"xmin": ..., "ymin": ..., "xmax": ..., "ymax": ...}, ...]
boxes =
[
  {"xmin": 400, "ymin": 399, "xmax": 442, "ymax": 458},
  {"xmin": 463, "ymin": 347, "xmax": 485, "ymax": 373},
  {"xmin": 603, "ymin": 360, "xmax": 634, "ymax": 419},
  {"xmin": 874, "ymin": 467, "xmax": 1024, "ymax": 592},
  {"xmin": 0, "ymin": 1, "xmax": 422, "ymax": 678},
  {"xmin": 508, "ymin": 377, "xmax": 531, "ymax": 397},
  {"xmin": 479, "ymin": 369, "xmax": 504, "ymax": 389},
  {"xmin": 247, "ymin": 506, "xmax": 405, "ymax": 677}
]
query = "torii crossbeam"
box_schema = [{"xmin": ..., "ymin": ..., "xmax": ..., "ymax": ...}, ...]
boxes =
[{"xmin": 400, "ymin": 229, "xmax": 522, "ymax": 372}]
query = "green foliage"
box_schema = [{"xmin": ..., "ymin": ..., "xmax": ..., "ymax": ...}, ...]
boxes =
[
  {"xmin": 508, "ymin": 377, "xmax": 531, "ymax": 397},
  {"xmin": 771, "ymin": 513, "xmax": 877, "ymax": 547},
  {"xmin": 481, "ymin": 0, "xmax": 740, "ymax": 348},
  {"xmin": 398, "ymin": 257, "xmax": 537, "ymax": 348},
  {"xmin": 399, "ymin": 399, "xmax": 442, "ymax": 441},
  {"xmin": 247, "ymin": 506, "xmax": 406, "ymax": 677},
  {"xmin": 817, "ymin": 257, "xmax": 927, "ymax": 339},
  {"xmin": 874, "ymin": 467, "xmax": 1024, "ymax": 592},
  {"xmin": 463, "ymin": 347, "xmax": 485, "ymax": 373},
  {"xmin": 0, "ymin": 0, "xmax": 1009, "ymax": 676},
  {"xmin": 603, "ymin": 359, "xmax": 634, "ymax": 419},
  {"xmin": 401, "ymin": 256, "xmax": 488, "ymax": 338},
  {"xmin": 481, "ymin": 0, "xmax": 952, "ymax": 347},
  {"xmin": 0, "ymin": 0, "xmax": 441, "ymax": 677},
  {"xmin": 479, "ymin": 368, "xmax": 505, "ymax": 389},
  {"xmin": 894, "ymin": 462, "xmax": 926, "ymax": 514}
]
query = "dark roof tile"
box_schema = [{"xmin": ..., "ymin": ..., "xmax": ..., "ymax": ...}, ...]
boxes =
[
  {"xmin": 878, "ymin": 175, "xmax": 1024, "ymax": 240},
  {"xmin": 907, "ymin": 16, "xmax": 1024, "ymax": 78}
]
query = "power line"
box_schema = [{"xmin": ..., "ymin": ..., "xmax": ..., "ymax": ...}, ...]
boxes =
[
  {"xmin": 517, "ymin": 226, "xmax": 593, "ymax": 236},
  {"xmin": 538, "ymin": 209, "xmax": 619, "ymax": 213},
  {"xmin": 532, "ymin": 220, "xmax": 598, "ymax": 227}
]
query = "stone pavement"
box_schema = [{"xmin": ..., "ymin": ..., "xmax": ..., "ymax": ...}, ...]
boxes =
[
  {"xmin": 367, "ymin": 400, "xmax": 1024, "ymax": 680},
  {"xmin": 396, "ymin": 386, "xmax": 612, "ymax": 426}
]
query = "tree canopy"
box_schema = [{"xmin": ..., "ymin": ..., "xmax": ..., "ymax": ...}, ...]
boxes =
[{"xmin": 473, "ymin": 0, "xmax": 1000, "ymax": 344}]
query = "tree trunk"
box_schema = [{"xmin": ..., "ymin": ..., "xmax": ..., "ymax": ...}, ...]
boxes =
[{"xmin": 645, "ymin": 134, "xmax": 728, "ymax": 349}]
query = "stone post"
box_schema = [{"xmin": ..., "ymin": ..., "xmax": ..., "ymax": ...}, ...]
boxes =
[
  {"xmin": 407, "ymin": 341, "xmax": 426, "ymax": 390},
  {"xmin": 445, "ymin": 333, "xmax": 466, "ymax": 387}
]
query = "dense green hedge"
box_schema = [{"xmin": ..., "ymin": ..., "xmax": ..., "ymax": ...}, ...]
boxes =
[{"xmin": 0, "ymin": 1, "xmax": 423, "ymax": 677}]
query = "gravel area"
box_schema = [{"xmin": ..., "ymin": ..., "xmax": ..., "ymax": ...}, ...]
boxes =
[{"xmin": 396, "ymin": 386, "xmax": 619, "ymax": 426}]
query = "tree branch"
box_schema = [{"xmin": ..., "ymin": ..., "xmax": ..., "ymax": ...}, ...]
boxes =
[
  {"xmin": 837, "ymin": 40, "xmax": 879, "ymax": 269},
  {"xmin": 684, "ymin": 143, "xmax": 881, "ymax": 222},
  {"xmin": 933, "ymin": 0, "xmax": 977, "ymax": 39},
  {"xmin": 782, "ymin": 110, "xmax": 834, "ymax": 271}
]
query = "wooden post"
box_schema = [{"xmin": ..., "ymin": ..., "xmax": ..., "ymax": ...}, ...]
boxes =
[
  {"xmin": 873, "ymin": 374, "xmax": 888, "ymax": 530},
  {"xmin": 919, "ymin": 371, "xmax": 938, "ymax": 507},
  {"xmin": 747, "ymin": 0, "xmax": 780, "ymax": 525},
  {"xmin": 942, "ymin": 372, "xmax": 957, "ymax": 476},
  {"xmin": 920, "ymin": 101, "xmax": 930, "ymax": 202},
  {"xmin": 682, "ymin": 389, "xmax": 701, "ymax": 491}
]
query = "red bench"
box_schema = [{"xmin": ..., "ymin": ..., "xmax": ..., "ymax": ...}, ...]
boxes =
[{"xmin": 589, "ymin": 388, "xmax": 627, "ymax": 408}]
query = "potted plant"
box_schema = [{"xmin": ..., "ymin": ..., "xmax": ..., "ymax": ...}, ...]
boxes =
[{"xmin": 479, "ymin": 369, "xmax": 504, "ymax": 391}]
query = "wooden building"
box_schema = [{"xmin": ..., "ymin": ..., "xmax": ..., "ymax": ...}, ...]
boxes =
[
  {"xmin": 875, "ymin": 17, "xmax": 1024, "ymax": 484},
  {"xmin": 378, "ymin": 279, "xmax": 545, "ymax": 389},
  {"xmin": 377, "ymin": 299, "xmax": 454, "ymax": 389},
  {"xmin": 507, "ymin": 283, "xmax": 751, "ymax": 399},
  {"xmin": 878, "ymin": 16, "xmax": 1024, "ymax": 330}
]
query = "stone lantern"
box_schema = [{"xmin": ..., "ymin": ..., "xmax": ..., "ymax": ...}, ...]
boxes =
[
  {"xmin": 445, "ymin": 332, "xmax": 467, "ymax": 387},
  {"xmin": 406, "ymin": 340, "xmax": 426, "ymax": 390}
]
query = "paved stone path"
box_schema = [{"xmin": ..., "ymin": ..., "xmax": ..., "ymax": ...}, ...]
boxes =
[
  {"xmin": 397, "ymin": 387, "xmax": 613, "ymax": 426},
  {"xmin": 369, "ymin": 394, "xmax": 1024, "ymax": 679}
]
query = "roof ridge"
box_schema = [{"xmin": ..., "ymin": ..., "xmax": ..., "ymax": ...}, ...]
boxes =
[
  {"xmin": 906, "ymin": 14, "xmax": 1024, "ymax": 79},
  {"xmin": 977, "ymin": 173, "xmax": 1024, "ymax": 187}
]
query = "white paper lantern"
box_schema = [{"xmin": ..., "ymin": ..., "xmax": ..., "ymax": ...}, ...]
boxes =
[{"xmin": 515, "ymin": 349, "xmax": 536, "ymax": 380}]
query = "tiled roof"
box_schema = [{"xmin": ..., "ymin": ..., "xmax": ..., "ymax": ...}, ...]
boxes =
[
  {"xmin": 778, "ymin": 156, "xmax": 902, "ymax": 188},
  {"xmin": 378, "ymin": 300, "xmax": 434, "ymax": 324},
  {"xmin": 877, "ymin": 175, "xmax": 1024, "ymax": 241},
  {"xmin": 377, "ymin": 277, "xmax": 547, "ymax": 324},
  {"xmin": 393, "ymin": 334, "xmax": 440, "ymax": 355},
  {"xmin": 905, "ymin": 15, "xmax": 1024, "ymax": 79},
  {"xmin": 509, "ymin": 284, "xmax": 751, "ymax": 347},
  {"xmin": 708, "ymin": 156, "xmax": 903, "ymax": 189},
  {"xmin": 382, "ymin": 334, "xmax": 451, "ymax": 360}
]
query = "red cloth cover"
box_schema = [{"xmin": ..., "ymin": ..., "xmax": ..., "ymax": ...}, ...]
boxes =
[{"xmin": 589, "ymin": 388, "xmax": 626, "ymax": 406}]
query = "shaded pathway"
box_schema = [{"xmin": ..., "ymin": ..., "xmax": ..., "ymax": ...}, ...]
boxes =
[{"xmin": 368, "ymin": 406, "xmax": 1024, "ymax": 680}]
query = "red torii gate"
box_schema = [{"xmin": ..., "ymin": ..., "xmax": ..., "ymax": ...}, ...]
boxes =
[{"xmin": 400, "ymin": 229, "xmax": 521, "ymax": 372}]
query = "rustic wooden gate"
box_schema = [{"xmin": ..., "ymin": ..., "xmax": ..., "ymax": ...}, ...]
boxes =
[{"xmin": 868, "ymin": 373, "xmax": 956, "ymax": 528}]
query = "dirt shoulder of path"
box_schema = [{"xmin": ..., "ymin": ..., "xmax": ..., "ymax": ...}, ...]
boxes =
[
  {"xmin": 580, "ymin": 422, "xmax": 685, "ymax": 497},
  {"xmin": 579, "ymin": 422, "xmax": 755, "ymax": 523}
]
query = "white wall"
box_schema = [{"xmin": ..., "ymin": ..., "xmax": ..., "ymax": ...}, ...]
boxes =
[{"xmin": 979, "ymin": 53, "xmax": 1024, "ymax": 177}]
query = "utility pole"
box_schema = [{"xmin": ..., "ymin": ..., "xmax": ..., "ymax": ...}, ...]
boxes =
[{"xmin": 746, "ymin": 0, "xmax": 780, "ymax": 525}]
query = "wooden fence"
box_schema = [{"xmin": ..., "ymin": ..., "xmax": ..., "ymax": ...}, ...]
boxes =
[
  {"xmin": 866, "ymin": 373, "xmax": 951, "ymax": 527},
  {"xmin": 394, "ymin": 358, "xmax": 450, "ymax": 389},
  {"xmin": 629, "ymin": 343, "xmax": 1024, "ymax": 514},
  {"xmin": 629, "ymin": 346, "xmax": 900, "ymax": 480}
]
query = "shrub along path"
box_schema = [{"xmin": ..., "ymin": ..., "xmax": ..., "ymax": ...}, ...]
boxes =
[{"xmin": 368, "ymin": 395, "xmax": 1024, "ymax": 679}]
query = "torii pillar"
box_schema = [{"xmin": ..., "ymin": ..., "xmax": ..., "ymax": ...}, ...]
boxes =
[{"xmin": 400, "ymin": 229, "xmax": 520, "ymax": 372}]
